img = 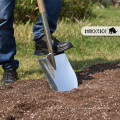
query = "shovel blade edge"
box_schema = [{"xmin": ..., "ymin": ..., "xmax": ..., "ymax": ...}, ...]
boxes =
[{"xmin": 38, "ymin": 53, "xmax": 78, "ymax": 91}]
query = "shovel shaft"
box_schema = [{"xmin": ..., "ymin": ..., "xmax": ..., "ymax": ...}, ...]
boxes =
[
  {"xmin": 37, "ymin": 0, "xmax": 56, "ymax": 70},
  {"xmin": 37, "ymin": 0, "xmax": 53, "ymax": 53},
  {"xmin": 41, "ymin": 13, "xmax": 53, "ymax": 53}
]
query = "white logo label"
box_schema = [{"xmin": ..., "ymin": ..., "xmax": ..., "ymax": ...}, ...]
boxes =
[{"xmin": 81, "ymin": 26, "xmax": 120, "ymax": 36}]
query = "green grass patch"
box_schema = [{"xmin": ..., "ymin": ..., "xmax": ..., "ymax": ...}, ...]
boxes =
[{"xmin": 0, "ymin": 7, "xmax": 120, "ymax": 80}]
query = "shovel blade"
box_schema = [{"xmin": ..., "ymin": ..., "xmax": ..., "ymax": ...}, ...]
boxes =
[{"xmin": 38, "ymin": 53, "xmax": 78, "ymax": 91}]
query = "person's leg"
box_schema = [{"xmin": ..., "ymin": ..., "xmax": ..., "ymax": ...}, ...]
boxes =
[
  {"xmin": 0, "ymin": 0, "xmax": 19, "ymax": 69},
  {"xmin": 33, "ymin": 0, "xmax": 73, "ymax": 56},
  {"xmin": 33, "ymin": 0, "xmax": 62, "ymax": 40},
  {"xmin": 0, "ymin": 0, "xmax": 19, "ymax": 84}
]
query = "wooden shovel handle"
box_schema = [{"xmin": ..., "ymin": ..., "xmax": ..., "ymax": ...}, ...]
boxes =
[{"xmin": 37, "ymin": 0, "xmax": 46, "ymax": 13}]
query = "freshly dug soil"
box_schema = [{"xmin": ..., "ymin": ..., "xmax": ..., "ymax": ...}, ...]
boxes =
[{"xmin": 0, "ymin": 62, "xmax": 120, "ymax": 120}]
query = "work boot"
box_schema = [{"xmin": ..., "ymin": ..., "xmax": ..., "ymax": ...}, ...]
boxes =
[
  {"xmin": 1, "ymin": 68, "xmax": 17, "ymax": 85},
  {"xmin": 34, "ymin": 35, "xmax": 73, "ymax": 56}
]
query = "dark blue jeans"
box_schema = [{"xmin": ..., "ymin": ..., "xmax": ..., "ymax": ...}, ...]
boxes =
[{"xmin": 0, "ymin": 0, "xmax": 62, "ymax": 69}]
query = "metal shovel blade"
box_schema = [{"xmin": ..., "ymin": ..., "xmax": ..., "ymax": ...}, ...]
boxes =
[{"xmin": 38, "ymin": 53, "xmax": 78, "ymax": 91}]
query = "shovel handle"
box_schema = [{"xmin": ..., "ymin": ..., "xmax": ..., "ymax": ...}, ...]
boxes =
[
  {"xmin": 37, "ymin": 0, "xmax": 56, "ymax": 70},
  {"xmin": 37, "ymin": 0, "xmax": 46, "ymax": 13},
  {"xmin": 37, "ymin": 0, "xmax": 53, "ymax": 54}
]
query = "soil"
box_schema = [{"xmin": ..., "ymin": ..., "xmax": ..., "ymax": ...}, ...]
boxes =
[{"xmin": 0, "ymin": 61, "xmax": 120, "ymax": 120}]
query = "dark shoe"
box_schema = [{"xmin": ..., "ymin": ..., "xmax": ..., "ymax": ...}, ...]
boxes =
[
  {"xmin": 34, "ymin": 35, "xmax": 73, "ymax": 56},
  {"xmin": 1, "ymin": 68, "xmax": 17, "ymax": 85}
]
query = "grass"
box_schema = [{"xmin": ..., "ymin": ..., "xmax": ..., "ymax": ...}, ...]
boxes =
[{"xmin": 0, "ymin": 7, "xmax": 120, "ymax": 81}]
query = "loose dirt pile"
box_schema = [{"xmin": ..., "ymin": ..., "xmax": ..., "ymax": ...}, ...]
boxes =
[{"xmin": 0, "ymin": 62, "xmax": 120, "ymax": 120}]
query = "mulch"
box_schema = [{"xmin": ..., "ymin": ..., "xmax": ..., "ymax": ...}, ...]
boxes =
[{"xmin": 0, "ymin": 62, "xmax": 120, "ymax": 120}]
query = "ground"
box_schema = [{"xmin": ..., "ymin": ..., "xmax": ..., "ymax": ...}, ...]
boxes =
[{"xmin": 0, "ymin": 61, "xmax": 120, "ymax": 120}]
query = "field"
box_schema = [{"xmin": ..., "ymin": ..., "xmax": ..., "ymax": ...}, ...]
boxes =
[
  {"xmin": 0, "ymin": 8, "xmax": 120, "ymax": 120},
  {"xmin": 1, "ymin": 8, "xmax": 120, "ymax": 80}
]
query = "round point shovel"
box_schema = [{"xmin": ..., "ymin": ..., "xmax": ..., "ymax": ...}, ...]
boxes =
[{"xmin": 37, "ymin": 0, "xmax": 78, "ymax": 91}]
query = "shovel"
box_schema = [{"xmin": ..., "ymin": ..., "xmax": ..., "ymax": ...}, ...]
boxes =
[{"xmin": 37, "ymin": 0, "xmax": 78, "ymax": 91}]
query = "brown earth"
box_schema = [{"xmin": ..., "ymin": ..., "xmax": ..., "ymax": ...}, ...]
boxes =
[{"xmin": 0, "ymin": 62, "xmax": 120, "ymax": 120}]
